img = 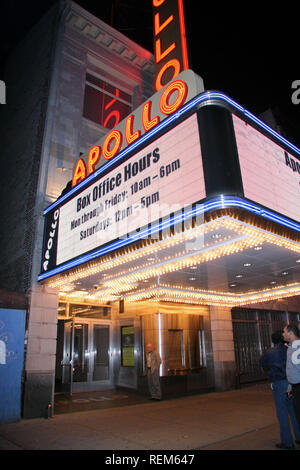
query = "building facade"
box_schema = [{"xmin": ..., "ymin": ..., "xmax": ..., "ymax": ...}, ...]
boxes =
[{"xmin": 0, "ymin": 1, "xmax": 299, "ymax": 422}]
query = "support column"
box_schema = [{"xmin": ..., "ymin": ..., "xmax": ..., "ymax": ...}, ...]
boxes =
[
  {"xmin": 210, "ymin": 306, "xmax": 236, "ymax": 391},
  {"xmin": 23, "ymin": 284, "xmax": 58, "ymax": 418}
]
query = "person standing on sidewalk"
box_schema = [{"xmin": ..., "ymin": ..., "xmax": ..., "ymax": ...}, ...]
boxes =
[
  {"xmin": 259, "ymin": 330, "xmax": 300, "ymax": 450},
  {"xmin": 146, "ymin": 343, "xmax": 162, "ymax": 400},
  {"xmin": 283, "ymin": 324, "xmax": 300, "ymax": 430}
]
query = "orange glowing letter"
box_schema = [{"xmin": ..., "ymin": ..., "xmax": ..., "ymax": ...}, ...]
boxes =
[
  {"xmin": 153, "ymin": 0, "xmax": 165, "ymax": 6},
  {"xmin": 103, "ymin": 130, "xmax": 123, "ymax": 160},
  {"xmin": 72, "ymin": 158, "xmax": 87, "ymax": 187},
  {"xmin": 155, "ymin": 38, "xmax": 176, "ymax": 64},
  {"xmin": 155, "ymin": 58, "xmax": 181, "ymax": 91},
  {"xmin": 125, "ymin": 115, "xmax": 141, "ymax": 145},
  {"xmin": 154, "ymin": 12, "xmax": 174, "ymax": 36},
  {"xmin": 142, "ymin": 101, "xmax": 160, "ymax": 132},
  {"xmin": 159, "ymin": 79, "xmax": 188, "ymax": 115},
  {"xmin": 88, "ymin": 145, "xmax": 101, "ymax": 174}
]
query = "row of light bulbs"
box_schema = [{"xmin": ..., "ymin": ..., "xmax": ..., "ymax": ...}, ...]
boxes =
[
  {"xmin": 123, "ymin": 283, "xmax": 300, "ymax": 307},
  {"xmin": 48, "ymin": 215, "xmax": 300, "ymax": 306},
  {"xmin": 48, "ymin": 216, "xmax": 229, "ymax": 288}
]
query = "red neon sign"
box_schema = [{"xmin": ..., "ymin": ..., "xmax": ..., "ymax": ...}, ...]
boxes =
[
  {"xmin": 83, "ymin": 76, "xmax": 131, "ymax": 130},
  {"xmin": 153, "ymin": 0, "xmax": 189, "ymax": 91}
]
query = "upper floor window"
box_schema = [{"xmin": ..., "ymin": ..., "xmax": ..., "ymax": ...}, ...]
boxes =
[{"xmin": 83, "ymin": 73, "xmax": 132, "ymax": 129}]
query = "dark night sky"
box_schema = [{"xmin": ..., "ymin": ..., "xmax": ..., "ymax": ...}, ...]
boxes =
[{"xmin": 1, "ymin": 0, "xmax": 300, "ymax": 146}]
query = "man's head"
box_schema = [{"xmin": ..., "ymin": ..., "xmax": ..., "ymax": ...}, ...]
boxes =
[
  {"xmin": 146, "ymin": 343, "xmax": 153, "ymax": 353},
  {"xmin": 272, "ymin": 330, "xmax": 284, "ymax": 345},
  {"xmin": 283, "ymin": 324, "xmax": 300, "ymax": 343}
]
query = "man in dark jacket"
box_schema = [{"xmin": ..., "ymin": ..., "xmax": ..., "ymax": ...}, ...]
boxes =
[{"xmin": 260, "ymin": 330, "xmax": 300, "ymax": 450}]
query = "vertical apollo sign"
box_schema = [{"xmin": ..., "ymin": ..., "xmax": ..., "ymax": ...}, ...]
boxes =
[
  {"xmin": 42, "ymin": 208, "xmax": 59, "ymax": 273},
  {"xmin": 153, "ymin": 0, "xmax": 189, "ymax": 91}
]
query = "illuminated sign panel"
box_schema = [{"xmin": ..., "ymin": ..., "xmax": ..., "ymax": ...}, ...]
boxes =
[
  {"xmin": 153, "ymin": 0, "xmax": 189, "ymax": 91},
  {"xmin": 233, "ymin": 115, "xmax": 300, "ymax": 224},
  {"xmin": 56, "ymin": 113, "xmax": 205, "ymax": 267}
]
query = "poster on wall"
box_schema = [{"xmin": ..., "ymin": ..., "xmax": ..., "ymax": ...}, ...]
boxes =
[{"xmin": 121, "ymin": 326, "xmax": 135, "ymax": 367}]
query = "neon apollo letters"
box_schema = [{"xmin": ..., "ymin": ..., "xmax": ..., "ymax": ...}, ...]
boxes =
[
  {"xmin": 153, "ymin": 0, "xmax": 189, "ymax": 91},
  {"xmin": 72, "ymin": 79, "xmax": 189, "ymax": 187},
  {"xmin": 72, "ymin": 0, "xmax": 191, "ymax": 187},
  {"xmin": 42, "ymin": 209, "xmax": 59, "ymax": 272}
]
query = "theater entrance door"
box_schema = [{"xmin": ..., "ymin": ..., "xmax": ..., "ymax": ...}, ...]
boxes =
[{"xmin": 55, "ymin": 317, "xmax": 111, "ymax": 394}]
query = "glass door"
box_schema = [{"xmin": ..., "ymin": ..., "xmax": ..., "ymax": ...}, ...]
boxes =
[
  {"xmin": 56, "ymin": 302, "xmax": 112, "ymax": 394},
  {"xmin": 72, "ymin": 322, "xmax": 110, "ymax": 391},
  {"xmin": 72, "ymin": 323, "xmax": 89, "ymax": 384},
  {"xmin": 58, "ymin": 321, "xmax": 111, "ymax": 393},
  {"xmin": 57, "ymin": 318, "xmax": 75, "ymax": 394},
  {"xmin": 92, "ymin": 325, "xmax": 109, "ymax": 381}
]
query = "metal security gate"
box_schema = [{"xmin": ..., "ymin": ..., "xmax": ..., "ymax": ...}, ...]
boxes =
[{"xmin": 232, "ymin": 308, "xmax": 299, "ymax": 384}]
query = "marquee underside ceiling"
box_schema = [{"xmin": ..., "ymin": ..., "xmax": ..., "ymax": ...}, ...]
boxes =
[{"xmin": 44, "ymin": 214, "xmax": 300, "ymax": 307}]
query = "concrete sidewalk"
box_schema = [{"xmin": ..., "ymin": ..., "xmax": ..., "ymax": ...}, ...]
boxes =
[{"xmin": 0, "ymin": 383, "xmax": 299, "ymax": 451}]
